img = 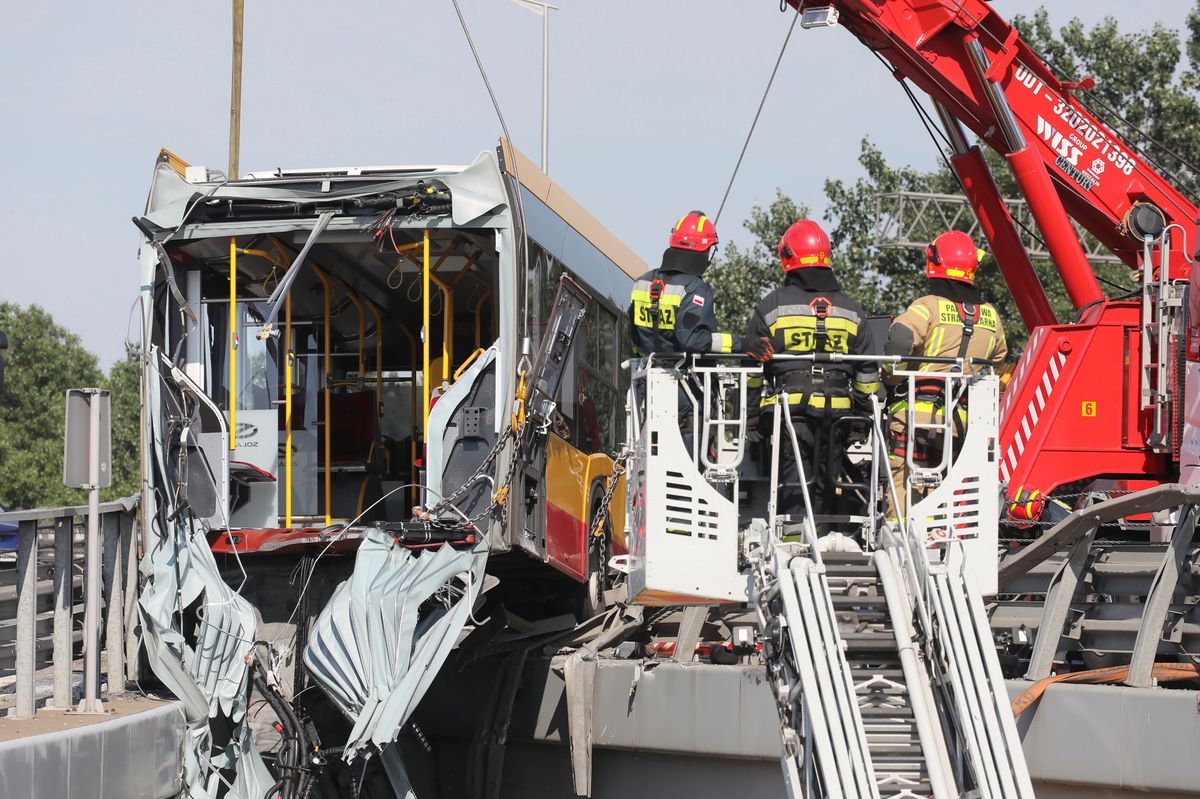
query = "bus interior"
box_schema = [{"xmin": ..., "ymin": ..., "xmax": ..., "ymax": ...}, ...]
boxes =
[{"xmin": 159, "ymin": 221, "xmax": 503, "ymax": 549}]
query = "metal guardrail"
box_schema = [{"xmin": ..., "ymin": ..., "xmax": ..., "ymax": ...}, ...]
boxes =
[{"xmin": 0, "ymin": 496, "xmax": 140, "ymax": 718}]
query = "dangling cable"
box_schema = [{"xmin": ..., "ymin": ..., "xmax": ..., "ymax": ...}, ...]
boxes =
[
  {"xmin": 448, "ymin": 0, "xmax": 532, "ymax": 353},
  {"xmin": 715, "ymin": 3, "xmax": 801, "ymax": 225}
]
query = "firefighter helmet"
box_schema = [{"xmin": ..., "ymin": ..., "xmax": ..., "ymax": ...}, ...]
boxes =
[
  {"xmin": 925, "ymin": 230, "xmax": 982, "ymax": 284},
  {"xmin": 778, "ymin": 220, "xmax": 832, "ymax": 271},
  {"xmin": 1006, "ymin": 485, "xmax": 1045, "ymax": 528},
  {"xmin": 668, "ymin": 211, "xmax": 718, "ymax": 252}
]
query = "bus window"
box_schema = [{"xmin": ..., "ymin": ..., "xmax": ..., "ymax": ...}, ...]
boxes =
[{"xmin": 200, "ymin": 301, "xmax": 278, "ymax": 411}]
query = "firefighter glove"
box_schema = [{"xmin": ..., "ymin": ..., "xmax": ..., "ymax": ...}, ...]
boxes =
[{"xmin": 745, "ymin": 336, "xmax": 774, "ymax": 362}]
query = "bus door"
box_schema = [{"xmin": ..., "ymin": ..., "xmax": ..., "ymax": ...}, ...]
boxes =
[{"xmin": 202, "ymin": 299, "xmax": 281, "ymax": 529}]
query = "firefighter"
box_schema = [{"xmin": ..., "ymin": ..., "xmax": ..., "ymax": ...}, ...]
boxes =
[
  {"xmin": 627, "ymin": 211, "xmax": 772, "ymax": 459},
  {"xmin": 745, "ymin": 220, "xmax": 879, "ymax": 526},
  {"xmin": 628, "ymin": 210, "xmax": 767, "ymax": 358},
  {"xmin": 884, "ymin": 230, "xmax": 1007, "ymax": 518}
]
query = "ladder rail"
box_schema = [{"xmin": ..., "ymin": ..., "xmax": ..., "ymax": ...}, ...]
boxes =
[
  {"xmin": 761, "ymin": 397, "xmax": 879, "ymax": 798},
  {"xmin": 945, "ymin": 551, "xmax": 1037, "ymax": 797},
  {"xmin": 874, "ymin": 379, "xmax": 1035, "ymax": 799},
  {"xmin": 873, "ymin": 551, "xmax": 956, "ymax": 799},
  {"xmin": 795, "ymin": 558, "xmax": 879, "ymax": 798},
  {"xmin": 926, "ymin": 568, "xmax": 1006, "ymax": 798},
  {"xmin": 772, "ymin": 557, "xmax": 855, "ymax": 799},
  {"xmin": 780, "ymin": 396, "xmax": 880, "ymax": 797}
]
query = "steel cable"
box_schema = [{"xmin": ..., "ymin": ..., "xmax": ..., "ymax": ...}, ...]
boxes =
[{"xmin": 715, "ymin": 4, "xmax": 801, "ymax": 225}]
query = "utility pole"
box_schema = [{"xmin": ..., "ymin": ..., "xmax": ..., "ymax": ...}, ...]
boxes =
[
  {"xmin": 510, "ymin": 1, "xmax": 558, "ymax": 173},
  {"xmin": 229, "ymin": 0, "xmax": 244, "ymax": 179}
]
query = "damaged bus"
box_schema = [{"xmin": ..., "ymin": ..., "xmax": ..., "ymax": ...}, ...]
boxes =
[{"xmin": 133, "ymin": 142, "xmax": 635, "ymax": 795}]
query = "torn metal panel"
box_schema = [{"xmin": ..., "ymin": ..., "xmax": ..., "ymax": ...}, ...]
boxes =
[
  {"xmin": 137, "ymin": 345, "xmax": 274, "ymax": 799},
  {"xmin": 143, "ymin": 149, "xmax": 507, "ymax": 230},
  {"xmin": 303, "ymin": 528, "xmax": 488, "ymax": 758}
]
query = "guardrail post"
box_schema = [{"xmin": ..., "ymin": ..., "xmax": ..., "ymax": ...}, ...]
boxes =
[
  {"xmin": 123, "ymin": 511, "xmax": 140, "ymax": 684},
  {"xmin": 102, "ymin": 510, "xmax": 124, "ymax": 695},
  {"xmin": 51, "ymin": 515, "xmax": 73, "ymax": 709},
  {"xmin": 14, "ymin": 519, "xmax": 38, "ymax": 718}
]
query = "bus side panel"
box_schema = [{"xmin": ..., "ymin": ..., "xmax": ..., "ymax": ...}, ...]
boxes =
[
  {"xmin": 581, "ymin": 453, "xmax": 626, "ymax": 555},
  {"xmin": 544, "ymin": 434, "xmax": 628, "ymax": 580},
  {"xmin": 545, "ymin": 433, "xmax": 589, "ymax": 581}
]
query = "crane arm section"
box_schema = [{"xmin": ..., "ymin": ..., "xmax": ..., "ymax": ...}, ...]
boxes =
[{"xmin": 790, "ymin": 0, "xmax": 1195, "ymax": 283}]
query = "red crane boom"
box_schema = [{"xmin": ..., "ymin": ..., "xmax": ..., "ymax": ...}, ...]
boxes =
[{"xmin": 788, "ymin": 0, "xmax": 1200, "ymax": 506}]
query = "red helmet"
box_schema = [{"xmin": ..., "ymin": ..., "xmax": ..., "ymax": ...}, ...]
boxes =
[
  {"xmin": 1006, "ymin": 485, "xmax": 1045, "ymax": 528},
  {"xmin": 925, "ymin": 230, "xmax": 983, "ymax": 284},
  {"xmin": 668, "ymin": 211, "xmax": 718, "ymax": 252},
  {"xmin": 778, "ymin": 220, "xmax": 832, "ymax": 271}
]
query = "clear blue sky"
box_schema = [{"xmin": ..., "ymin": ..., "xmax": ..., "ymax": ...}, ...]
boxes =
[{"xmin": 2, "ymin": 1, "xmax": 1193, "ymax": 367}]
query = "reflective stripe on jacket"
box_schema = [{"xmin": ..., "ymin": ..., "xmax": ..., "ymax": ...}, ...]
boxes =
[
  {"xmin": 889, "ymin": 295, "xmax": 1007, "ymax": 374},
  {"xmin": 627, "ymin": 270, "xmax": 742, "ymax": 356},
  {"xmin": 745, "ymin": 275, "xmax": 880, "ymax": 405}
]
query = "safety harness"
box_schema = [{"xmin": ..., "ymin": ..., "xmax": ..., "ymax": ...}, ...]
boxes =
[
  {"xmin": 648, "ymin": 271, "xmax": 667, "ymax": 353},
  {"xmin": 953, "ymin": 301, "xmax": 981, "ymax": 361},
  {"xmin": 812, "ymin": 297, "xmax": 832, "ymax": 353},
  {"xmin": 769, "ymin": 296, "xmax": 853, "ymax": 417},
  {"xmin": 894, "ymin": 301, "xmax": 979, "ymax": 460}
]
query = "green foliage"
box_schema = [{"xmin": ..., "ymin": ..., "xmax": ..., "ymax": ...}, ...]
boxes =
[
  {"xmin": 710, "ymin": 6, "xmax": 1200, "ymax": 354},
  {"xmin": 706, "ymin": 191, "xmax": 809, "ymax": 333},
  {"xmin": 104, "ymin": 346, "xmax": 142, "ymax": 502},
  {"xmin": 1017, "ymin": 9, "xmax": 1200, "ymax": 197},
  {"xmin": 0, "ymin": 304, "xmax": 140, "ymax": 509},
  {"xmin": 0, "ymin": 304, "xmax": 104, "ymax": 508}
]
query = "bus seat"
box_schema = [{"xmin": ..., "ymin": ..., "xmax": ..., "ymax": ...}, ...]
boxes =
[
  {"xmin": 318, "ymin": 473, "xmax": 385, "ymax": 523},
  {"xmin": 319, "ymin": 390, "xmax": 377, "ymax": 464}
]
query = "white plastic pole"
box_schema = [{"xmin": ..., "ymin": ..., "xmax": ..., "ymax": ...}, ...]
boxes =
[
  {"xmin": 78, "ymin": 391, "xmax": 106, "ymax": 714},
  {"xmin": 541, "ymin": 7, "xmax": 549, "ymax": 172}
]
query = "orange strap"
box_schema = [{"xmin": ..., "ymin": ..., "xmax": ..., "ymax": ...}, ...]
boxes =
[{"xmin": 1011, "ymin": 662, "xmax": 1200, "ymax": 717}]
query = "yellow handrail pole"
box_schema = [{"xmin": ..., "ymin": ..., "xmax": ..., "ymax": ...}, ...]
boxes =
[
  {"xmin": 229, "ymin": 238, "xmax": 237, "ymax": 450},
  {"xmin": 285, "ymin": 292, "xmax": 294, "ymax": 527},
  {"xmin": 448, "ymin": 253, "xmax": 481, "ymax": 288},
  {"xmin": 236, "ymin": 247, "xmax": 285, "ymax": 267},
  {"xmin": 269, "ymin": 242, "xmax": 295, "ymax": 527},
  {"xmin": 422, "ymin": 230, "xmax": 431, "ymax": 438},
  {"xmin": 269, "ymin": 237, "xmax": 295, "ymax": 527},
  {"xmin": 429, "ymin": 272, "xmax": 454, "ymax": 381},
  {"xmin": 475, "ymin": 285, "xmax": 494, "ymax": 349},
  {"xmin": 430, "ymin": 240, "xmax": 459, "ymax": 276},
  {"xmin": 315, "ymin": 269, "xmax": 333, "ymax": 526}
]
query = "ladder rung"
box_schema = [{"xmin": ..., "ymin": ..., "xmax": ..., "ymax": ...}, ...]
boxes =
[
  {"xmin": 859, "ymin": 706, "xmax": 914, "ymax": 719},
  {"xmin": 831, "ymin": 593, "xmax": 887, "ymax": 606}
]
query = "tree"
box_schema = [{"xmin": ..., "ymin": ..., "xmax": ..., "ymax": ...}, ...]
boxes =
[
  {"xmin": 0, "ymin": 304, "xmax": 141, "ymax": 509},
  {"xmin": 103, "ymin": 346, "xmax": 142, "ymax": 502},
  {"xmin": 0, "ymin": 304, "xmax": 104, "ymax": 509},
  {"xmin": 706, "ymin": 192, "xmax": 810, "ymax": 333},
  {"xmin": 710, "ymin": 5, "xmax": 1200, "ymax": 354}
]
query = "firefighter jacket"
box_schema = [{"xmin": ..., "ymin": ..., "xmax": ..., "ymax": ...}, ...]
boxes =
[
  {"xmin": 744, "ymin": 269, "xmax": 880, "ymax": 411},
  {"xmin": 884, "ymin": 279, "xmax": 1007, "ymax": 382},
  {"xmin": 628, "ymin": 250, "xmax": 742, "ymax": 356}
]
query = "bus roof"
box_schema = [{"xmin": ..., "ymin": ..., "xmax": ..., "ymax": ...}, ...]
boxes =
[{"xmin": 500, "ymin": 140, "xmax": 646, "ymax": 281}]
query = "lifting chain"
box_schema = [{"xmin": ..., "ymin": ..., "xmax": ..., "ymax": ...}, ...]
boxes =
[
  {"xmin": 590, "ymin": 453, "xmax": 629, "ymax": 539},
  {"xmin": 427, "ymin": 369, "xmax": 531, "ymax": 527}
]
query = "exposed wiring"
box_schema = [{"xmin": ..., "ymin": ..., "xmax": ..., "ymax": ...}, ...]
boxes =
[
  {"xmin": 715, "ymin": 3, "xmax": 801, "ymax": 225},
  {"xmin": 267, "ymin": 481, "xmax": 473, "ymax": 660}
]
